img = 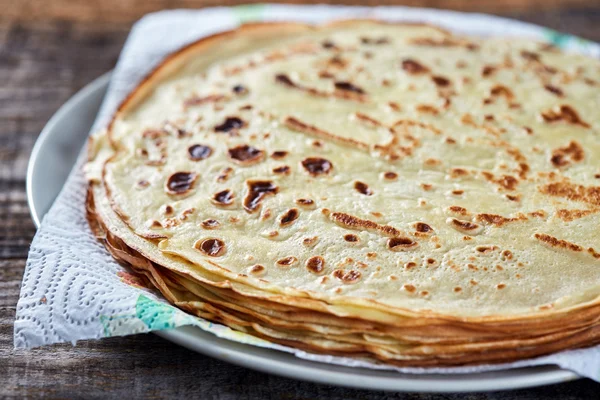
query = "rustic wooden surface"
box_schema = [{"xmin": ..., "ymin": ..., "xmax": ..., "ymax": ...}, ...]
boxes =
[{"xmin": 2, "ymin": 1, "xmax": 600, "ymax": 398}]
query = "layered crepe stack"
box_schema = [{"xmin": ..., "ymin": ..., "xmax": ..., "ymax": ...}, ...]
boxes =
[{"xmin": 85, "ymin": 21, "xmax": 600, "ymax": 366}]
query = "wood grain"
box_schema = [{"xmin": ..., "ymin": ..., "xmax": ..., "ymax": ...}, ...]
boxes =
[
  {"xmin": 0, "ymin": 0, "xmax": 596, "ymax": 23},
  {"xmin": 1, "ymin": 3, "xmax": 600, "ymax": 398}
]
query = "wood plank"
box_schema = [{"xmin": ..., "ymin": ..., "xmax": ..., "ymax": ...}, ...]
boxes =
[{"xmin": 0, "ymin": 0, "xmax": 596, "ymax": 23}]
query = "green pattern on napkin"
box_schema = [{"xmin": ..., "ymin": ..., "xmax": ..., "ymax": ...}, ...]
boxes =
[
  {"xmin": 136, "ymin": 294, "xmax": 176, "ymax": 330},
  {"xmin": 233, "ymin": 4, "xmax": 266, "ymax": 23}
]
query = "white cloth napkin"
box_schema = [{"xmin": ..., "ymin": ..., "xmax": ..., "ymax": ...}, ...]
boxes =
[{"xmin": 15, "ymin": 4, "xmax": 600, "ymax": 381}]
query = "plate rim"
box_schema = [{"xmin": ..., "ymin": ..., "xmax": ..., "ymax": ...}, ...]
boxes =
[{"xmin": 26, "ymin": 66, "xmax": 581, "ymax": 394}]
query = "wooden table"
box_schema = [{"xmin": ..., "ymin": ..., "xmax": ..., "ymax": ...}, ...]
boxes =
[{"xmin": 2, "ymin": 1, "xmax": 600, "ymax": 398}]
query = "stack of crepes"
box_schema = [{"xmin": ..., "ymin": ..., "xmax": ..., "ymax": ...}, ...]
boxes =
[{"xmin": 85, "ymin": 20, "xmax": 600, "ymax": 366}]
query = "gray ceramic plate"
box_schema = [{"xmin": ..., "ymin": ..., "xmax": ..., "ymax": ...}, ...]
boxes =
[{"xmin": 26, "ymin": 72, "xmax": 580, "ymax": 392}]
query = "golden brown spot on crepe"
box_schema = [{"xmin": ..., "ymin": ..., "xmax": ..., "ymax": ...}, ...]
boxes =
[
  {"xmin": 333, "ymin": 269, "xmax": 362, "ymax": 284},
  {"xmin": 321, "ymin": 39, "xmax": 337, "ymax": 49},
  {"xmin": 284, "ymin": 116, "xmax": 369, "ymax": 152},
  {"xmin": 163, "ymin": 122, "xmax": 190, "ymax": 138},
  {"xmin": 383, "ymin": 172, "xmax": 398, "ymax": 181},
  {"xmin": 214, "ymin": 116, "xmax": 246, "ymax": 133},
  {"xmin": 482, "ymin": 65, "xmax": 496, "ymax": 77},
  {"xmin": 216, "ymin": 167, "xmax": 234, "ymax": 183},
  {"xmin": 329, "ymin": 212, "xmax": 402, "ymax": 237},
  {"xmin": 249, "ymin": 265, "xmax": 266, "ymax": 276},
  {"xmin": 448, "ymin": 206, "xmax": 468, "ymax": 215},
  {"xmin": 327, "ymin": 55, "xmax": 348, "ymax": 69},
  {"xmin": 416, "ymin": 104, "xmax": 439, "ymax": 115},
  {"xmin": 232, "ymin": 84, "xmax": 248, "ymax": 95},
  {"xmin": 301, "ymin": 157, "xmax": 333, "ymax": 176},
  {"xmin": 354, "ymin": 181, "xmax": 373, "ymax": 196},
  {"xmin": 275, "ymin": 73, "xmax": 367, "ymax": 102},
  {"xmin": 404, "ymin": 262, "xmax": 417, "ymax": 270},
  {"xmin": 450, "ymin": 168, "xmax": 469, "ymax": 178},
  {"xmin": 451, "ymin": 190, "xmax": 464, "ymax": 196},
  {"xmin": 468, "ymin": 264, "xmax": 478, "ymax": 271},
  {"xmin": 454, "ymin": 287, "xmax": 462, "ymax": 293},
  {"xmin": 544, "ymin": 84, "xmax": 564, "ymax": 97},
  {"xmin": 366, "ymin": 252, "xmax": 377, "ymax": 259},
  {"xmin": 556, "ymin": 209, "xmax": 597, "ymax": 222},
  {"xmin": 476, "ymin": 245, "xmax": 498, "ymax": 254},
  {"xmin": 334, "ymin": 81, "xmax": 366, "ymax": 95},
  {"xmin": 276, "ymin": 256, "xmax": 298, "ymax": 267},
  {"xmin": 148, "ymin": 220, "xmax": 163, "ymax": 229},
  {"xmin": 228, "ymin": 144, "xmax": 264, "ymax": 166},
  {"xmin": 540, "ymin": 105, "xmax": 590, "ymax": 128},
  {"xmin": 344, "ymin": 234, "xmax": 359, "ymax": 243},
  {"xmin": 403, "ymin": 284, "xmax": 416, "ymax": 293},
  {"xmin": 520, "ymin": 50, "xmax": 540, "ymax": 61},
  {"xmin": 163, "ymin": 205, "xmax": 174, "ymax": 216},
  {"xmin": 448, "ymin": 218, "xmax": 482, "ymax": 234},
  {"xmin": 550, "ymin": 141, "xmax": 584, "ymax": 168},
  {"xmin": 274, "ymin": 73, "xmax": 298, "ymax": 88},
  {"xmin": 481, "ymin": 172, "xmax": 518, "ymax": 191},
  {"xmin": 360, "ymin": 36, "xmax": 390, "ymax": 45},
  {"xmin": 136, "ymin": 180, "xmax": 150, "ymax": 189},
  {"xmin": 201, "ymin": 219, "xmax": 220, "ymax": 230},
  {"xmin": 243, "ymin": 180, "xmax": 279, "ymax": 213},
  {"xmin": 318, "ymin": 70, "xmax": 335, "ymax": 79},
  {"xmin": 588, "ymin": 248, "xmax": 600, "ymax": 259},
  {"xmin": 184, "ymin": 94, "xmax": 226, "ymax": 108},
  {"xmin": 475, "ymin": 213, "xmax": 527, "ymax": 227},
  {"xmin": 271, "ymin": 151, "xmax": 288, "ymax": 159},
  {"xmin": 306, "ymin": 256, "xmax": 325, "ymax": 274},
  {"xmin": 272, "ymin": 165, "xmax": 291, "ymax": 175},
  {"xmin": 354, "ymin": 112, "xmax": 383, "ymax": 127},
  {"xmin": 431, "ymin": 75, "xmax": 451, "ymax": 87},
  {"xmin": 490, "ymin": 84, "xmax": 514, "ymax": 100},
  {"xmin": 505, "ymin": 194, "xmax": 521, "ymax": 202},
  {"xmin": 497, "ymin": 284, "xmax": 506, "ymax": 290},
  {"xmin": 421, "ymin": 183, "xmax": 433, "ymax": 191},
  {"xmin": 414, "ymin": 222, "xmax": 433, "ymax": 234},
  {"xmin": 426, "ymin": 258, "xmax": 437, "ymax": 266},
  {"xmin": 388, "ymin": 102, "xmax": 402, "ymax": 112},
  {"xmin": 387, "ymin": 237, "xmax": 418, "ymax": 251},
  {"xmin": 303, "ymin": 236, "xmax": 318, "ymax": 247},
  {"xmin": 165, "ymin": 172, "xmax": 197, "ymax": 195},
  {"xmin": 534, "ymin": 233, "xmax": 583, "ymax": 252},
  {"xmin": 188, "ymin": 144, "xmax": 213, "ymax": 161},
  {"xmin": 212, "ymin": 189, "xmax": 234, "ymax": 207},
  {"xmin": 295, "ymin": 198, "xmax": 315, "ymax": 210},
  {"xmin": 195, "ymin": 238, "xmax": 226, "ymax": 257},
  {"xmin": 401, "ymin": 58, "xmax": 430, "ymax": 74},
  {"xmin": 424, "ymin": 158, "xmax": 442, "ymax": 167},
  {"xmin": 410, "ymin": 36, "xmax": 478, "ymax": 50},
  {"xmin": 539, "ymin": 182, "xmax": 600, "ymax": 207},
  {"xmin": 280, "ymin": 208, "xmax": 300, "ymax": 227}
]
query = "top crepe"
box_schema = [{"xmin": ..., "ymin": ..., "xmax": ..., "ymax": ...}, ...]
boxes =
[{"xmin": 87, "ymin": 20, "xmax": 600, "ymax": 320}]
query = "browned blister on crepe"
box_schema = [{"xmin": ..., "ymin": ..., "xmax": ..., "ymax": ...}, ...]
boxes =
[{"xmin": 85, "ymin": 20, "xmax": 600, "ymax": 366}]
